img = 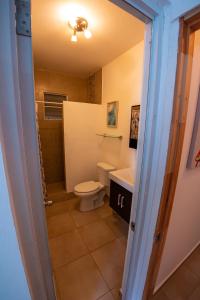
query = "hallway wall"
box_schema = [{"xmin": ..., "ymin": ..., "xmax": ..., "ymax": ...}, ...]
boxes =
[{"xmin": 156, "ymin": 29, "xmax": 200, "ymax": 290}]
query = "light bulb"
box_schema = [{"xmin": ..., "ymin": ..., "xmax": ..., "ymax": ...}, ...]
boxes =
[
  {"xmin": 84, "ymin": 29, "xmax": 92, "ymax": 39},
  {"xmin": 71, "ymin": 33, "xmax": 77, "ymax": 42},
  {"xmin": 68, "ymin": 17, "xmax": 77, "ymax": 28}
]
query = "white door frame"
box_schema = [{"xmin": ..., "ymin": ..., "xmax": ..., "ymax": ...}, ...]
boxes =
[
  {"xmin": 2, "ymin": 0, "xmax": 200, "ymax": 300},
  {"xmin": 122, "ymin": 1, "xmax": 200, "ymax": 299},
  {"xmin": 0, "ymin": 1, "xmax": 55, "ymax": 299}
]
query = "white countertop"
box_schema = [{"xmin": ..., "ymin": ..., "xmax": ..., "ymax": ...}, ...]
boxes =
[{"xmin": 109, "ymin": 168, "xmax": 134, "ymax": 193}]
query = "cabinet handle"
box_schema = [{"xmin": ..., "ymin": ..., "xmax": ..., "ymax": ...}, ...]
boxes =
[
  {"xmin": 117, "ymin": 194, "xmax": 121, "ymax": 206},
  {"xmin": 121, "ymin": 196, "xmax": 124, "ymax": 208}
]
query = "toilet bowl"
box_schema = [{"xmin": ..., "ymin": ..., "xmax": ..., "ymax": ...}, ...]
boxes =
[{"xmin": 74, "ymin": 162, "xmax": 115, "ymax": 212}]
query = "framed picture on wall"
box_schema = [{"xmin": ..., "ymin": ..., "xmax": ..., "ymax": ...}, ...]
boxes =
[
  {"xmin": 107, "ymin": 101, "xmax": 118, "ymax": 128},
  {"xmin": 129, "ymin": 105, "xmax": 140, "ymax": 149},
  {"xmin": 187, "ymin": 88, "xmax": 200, "ymax": 168}
]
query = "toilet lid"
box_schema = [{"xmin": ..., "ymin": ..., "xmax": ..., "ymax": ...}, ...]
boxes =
[{"xmin": 74, "ymin": 181, "xmax": 100, "ymax": 193}]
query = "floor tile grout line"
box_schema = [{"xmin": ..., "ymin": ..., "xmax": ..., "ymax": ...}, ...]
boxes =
[
  {"xmin": 76, "ymin": 221, "xmax": 115, "ymax": 248},
  {"xmin": 46, "ymin": 195, "xmax": 126, "ymax": 299},
  {"xmin": 47, "ymin": 195, "xmax": 110, "ymax": 214},
  {"xmin": 76, "ymin": 227, "xmax": 91, "ymax": 253},
  {"xmin": 104, "ymin": 221, "xmax": 124, "ymax": 240},
  {"xmin": 162, "ymin": 289, "xmax": 171, "ymax": 300},
  {"xmin": 52, "ymin": 270, "xmax": 62, "ymax": 300},
  {"xmin": 48, "ymin": 221, "xmax": 127, "ymax": 242},
  {"xmin": 53, "ymin": 254, "xmax": 121, "ymax": 294},
  {"xmin": 51, "ymin": 235, "xmax": 124, "ymax": 272},
  {"xmin": 52, "ymin": 252, "xmax": 90, "ymax": 272},
  {"xmin": 90, "ymin": 252, "xmax": 112, "ymax": 294},
  {"xmin": 47, "ymin": 222, "xmax": 77, "ymax": 239},
  {"xmin": 47, "ymin": 209, "xmax": 127, "ymax": 251},
  {"xmin": 48, "ymin": 216, "xmax": 128, "ymax": 269},
  {"xmin": 96, "ymin": 290, "xmax": 114, "ymax": 300},
  {"xmin": 154, "ymin": 256, "xmax": 200, "ymax": 300},
  {"xmin": 184, "ymin": 262, "xmax": 200, "ymax": 281},
  {"xmin": 69, "ymin": 210, "xmax": 102, "ymax": 228},
  {"xmin": 47, "ymin": 198, "xmax": 126, "ymax": 243},
  {"xmin": 53, "ymin": 252, "xmax": 111, "ymax": 300},
  {"xmin": 47, "ymin": 196, "xmax": 114, "ymax": 220},
  {"xmin": 90, "ymin": 238, "xmax": 126, "ymax": 293},
  {"xmin": 188, "ymin": 284, "xmax": 200, "ymax": 300},
  {"xmin": 77, "ymin": 222, "xmax": 117, "ymax": 243},
  {"xmin": 53, "ymin": 271, "xmax": 63, "ymax": 300},
  {"xmin": 48, "ymin": 211, "xmax": 127, "ymax": 264},
  {"xmin": 183, "ymin": 263, "xmax": 200, "ymax": 281}
]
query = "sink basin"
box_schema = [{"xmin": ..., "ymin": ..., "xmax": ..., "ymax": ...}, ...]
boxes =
[{"xmin": 109, "ymin": 168, "xmax": 134, "ymax": 193}]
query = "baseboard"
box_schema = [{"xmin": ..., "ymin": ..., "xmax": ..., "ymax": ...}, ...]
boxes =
[
  {"xmin": 52, "ymin": 274, "xmax": 59, "ymax": 300},
  {"xmin": 154, "ymin": 240, "xmax": 200, "ymax": 293}
]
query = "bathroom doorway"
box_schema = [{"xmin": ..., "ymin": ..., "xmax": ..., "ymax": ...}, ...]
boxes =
[
  {"xmin": 31, "ymin": 0, "xmax": 147, "ymax": 299},
  {"xmin": 1, "ymin": 0, "xmax": 170, "ymax": 298},
  {"xmin": 4, "ymin": 0, "xmax": 199, "ymax": 299}
]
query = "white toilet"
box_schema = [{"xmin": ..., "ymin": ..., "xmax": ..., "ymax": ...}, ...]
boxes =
[{"xmin": 74, "ymin": 162, "xmax": 115, "ymax": 212}]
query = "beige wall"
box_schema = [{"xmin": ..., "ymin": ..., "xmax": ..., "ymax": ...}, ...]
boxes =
[
  {"xmin": 34, "ymin": 68, "xmax": 102, "ymax": 105},
  {"xmin": 156, "ymin": 30, "xmax": 200, "ymax": 290},
  {"xmin": 87, "ymin": 69, "xmax": 102, "ymax": 104},
  {"xmin": 97, "ymin": 41, "xmax": 144, "ymax": 172},
  {"xmin": 34, "ymin": 69, "xmax": 88, "ymax": 103}
]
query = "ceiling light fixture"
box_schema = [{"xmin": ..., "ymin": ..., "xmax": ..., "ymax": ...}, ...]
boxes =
[
  {"xmin": 71, "ymin": 31, "xmax": 78, "ymax": 43},
  {"xmin": 68, "ymin": 17, "xmax": 92, "ymax": 42}
]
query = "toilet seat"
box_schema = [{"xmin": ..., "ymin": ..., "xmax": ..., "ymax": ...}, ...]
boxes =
[{"xmin": 74, "ymin": 181, "xmax": 101, "ymax": 194}]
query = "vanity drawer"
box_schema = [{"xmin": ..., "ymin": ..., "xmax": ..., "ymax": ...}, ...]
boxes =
[{"xmin": 109, "ymin": 180, "xmax": 132, "ymax": 223}]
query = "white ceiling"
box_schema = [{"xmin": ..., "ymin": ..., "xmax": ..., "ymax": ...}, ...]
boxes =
[{"xmin": 32, "ymin": 0, "xmax": 145, "ymax": 77}]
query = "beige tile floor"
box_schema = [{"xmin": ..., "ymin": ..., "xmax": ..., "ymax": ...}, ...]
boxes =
[
  {"xmin": 46, "ymin": 184, "xmax": 128, "ymax": 300},
  {"xmin": 151, "ymin": 246, "xmax": 200, "ymax": 300},
  {"xmin": 46, "ymin": 183, "xmax": 200, "ymax": 300}
]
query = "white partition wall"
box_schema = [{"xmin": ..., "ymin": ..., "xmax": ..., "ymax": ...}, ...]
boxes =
[{"xmin": 63, "ymin": 102, "xmax": 103, "ymax": 192}]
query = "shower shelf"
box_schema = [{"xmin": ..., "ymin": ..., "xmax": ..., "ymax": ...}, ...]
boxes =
[{"xmin": 96, "ymin": 133, "xmax": 123, "ymax": 139}]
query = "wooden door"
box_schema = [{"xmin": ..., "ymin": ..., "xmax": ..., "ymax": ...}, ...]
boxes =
[{"xmin": 39, "ymin": 119, "xmax": 65, "ymax": 184}]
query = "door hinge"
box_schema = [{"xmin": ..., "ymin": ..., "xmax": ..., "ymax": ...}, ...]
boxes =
[
  {"xmin": 154, "ymin": 232, "xmax": 162, "ymax": 242},
  {"xmin": 15, "ymin": 0, "xmax": 31, "ymax": 37},
  {"xmin": 130, "ymin": 221, "xmax": 136, "ymax": 232}
]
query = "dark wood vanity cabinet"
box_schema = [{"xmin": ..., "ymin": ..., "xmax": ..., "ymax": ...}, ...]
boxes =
[{"xmin": 109, "ymin": 180, "xmax": 132, "ymax": 223}]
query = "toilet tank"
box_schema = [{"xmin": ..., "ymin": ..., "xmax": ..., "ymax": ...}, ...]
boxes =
[{"xmin": 97, "ymin": 162, "xmax": 115, "ymax": 191}]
